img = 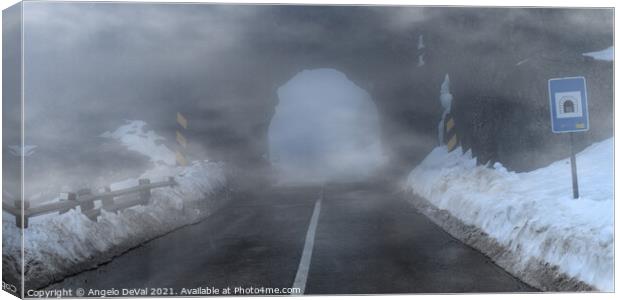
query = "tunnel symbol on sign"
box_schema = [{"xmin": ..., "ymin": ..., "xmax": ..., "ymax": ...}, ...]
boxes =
[
  {"xmin": 555, "ymin": 91, "xmax": 583, "ymax": 119},
  {"xmin": 563, "ymin": 100, "xmax": 575, "ymax": 113}
]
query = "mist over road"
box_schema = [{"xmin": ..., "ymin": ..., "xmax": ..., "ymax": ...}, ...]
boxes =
[
  {"xmin": 3, "ymin": 3, "xmax": 612, "ymax": 297},
  {"xmin": 49, "ymin": 183, "xmax": 534, "ymax": 295}
]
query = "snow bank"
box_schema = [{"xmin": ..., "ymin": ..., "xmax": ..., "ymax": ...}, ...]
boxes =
[
  {"xmin": 583, "ymin": 46, "xmax": 613, "ymax": 61},
  {"xmin": 406, "ymin": 139, "xmax": 613, "ymax": 291},
  {"xmin": 3, "ymin": 121, "xmax": 228, "ymax": 289}
]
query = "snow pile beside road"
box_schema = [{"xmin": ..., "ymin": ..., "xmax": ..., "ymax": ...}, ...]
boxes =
[
  {"xmin": 406, "ymin": 138, "xmax": 613, "ymax": 291},
  {"xmin": 2, "ymin": 121, "xmax": 228, "ymax": 289}
]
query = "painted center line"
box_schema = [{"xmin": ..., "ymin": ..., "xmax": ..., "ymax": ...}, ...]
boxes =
[{"xmin": 291, "ymin": 194, "xmax": 323, "ymax": 295}]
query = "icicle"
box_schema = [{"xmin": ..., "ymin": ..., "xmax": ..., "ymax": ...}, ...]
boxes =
[
  {"xmin": 417, "ymin": 35, "xmax": 426, "ymax": 67},
  {"xmin": 417, "ymin": 54, "xmax": 425, "ymax": 67},
  {"xmin": 417, "ymin": 35, "xmax": 425, "ymax": 50},
  {"xmin": 440, "ymin": 74, "xmax": 452, "ymax": 112},
  {"xmin": 438, "ymin": 74, "xmax": 452, "ymax": 145}
]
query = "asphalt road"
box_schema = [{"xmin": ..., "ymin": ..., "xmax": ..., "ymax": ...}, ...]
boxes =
[{"xmin": 49, "ymin": 183, "xmax": 535, "ymax": 295}]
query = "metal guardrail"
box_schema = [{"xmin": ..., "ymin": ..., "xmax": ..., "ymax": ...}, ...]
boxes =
[{"xmin": 2, "ymin": 177, "xmax": 177, "ymax": 228}]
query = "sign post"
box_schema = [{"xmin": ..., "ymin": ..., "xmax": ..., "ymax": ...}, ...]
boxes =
[
  {"xmin": 569, "ymin": 132, "xmax": 579, "ymax": 199},
  {"xmin": 548, "ymin": 76, "xmax": 589, "ymax": 199}
]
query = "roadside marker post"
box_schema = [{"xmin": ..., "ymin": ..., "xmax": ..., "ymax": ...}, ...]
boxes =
[
  {"xmin": 548, "ymin": 77, "xmax": 589, "ymax": 199},
  {"xmin": 444, "ymin": 113, "xmax": 459, "ymax": 152},
  {"xmin": 176, "ymin": 112, "xmax": 189, "ymax": 166}
]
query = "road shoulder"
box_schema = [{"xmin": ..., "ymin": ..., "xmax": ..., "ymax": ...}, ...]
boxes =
[{"xmin": 405, "ymin": 193, "xmax": 591, "ymax": 291}]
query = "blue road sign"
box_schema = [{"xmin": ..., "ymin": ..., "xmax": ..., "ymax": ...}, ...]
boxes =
[{"xmin": 548, "ymin": 77, "xmax": 589, "ymax": 133}]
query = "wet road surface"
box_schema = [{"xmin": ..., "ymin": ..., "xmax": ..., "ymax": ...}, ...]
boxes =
[{"xmin": 49, "ymin": 183, "xmax": 535, "ymax": 295}]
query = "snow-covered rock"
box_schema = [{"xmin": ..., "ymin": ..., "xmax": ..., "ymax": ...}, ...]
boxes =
[
  {"xmin": 100, "ymin": 120, "xmax": 176, "ymax": 165},
  {"xmin": 405, "ymin": 138, "xmax": 613, "ymax": 291},
  {"xmin": 583, "ymin": 46, "xmax": 613, "ymax": 61}
]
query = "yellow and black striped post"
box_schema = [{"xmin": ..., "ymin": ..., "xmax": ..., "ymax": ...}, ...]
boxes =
[
  {"xmin": 176, "ymin": 112, "xmax": 189, "ymax": 166},
  {"xmin": 443, "ymin": 112, "xmax": 459, "ymax": 152}
]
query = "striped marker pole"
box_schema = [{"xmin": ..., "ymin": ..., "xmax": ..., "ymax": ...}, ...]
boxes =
[
  {"xmin": 176, "ymin": 112, "xmax": 189, "ymax": 166},
  {"xmin": 444, "ymin": 112, "xmax": 459, "ymax": 152}
]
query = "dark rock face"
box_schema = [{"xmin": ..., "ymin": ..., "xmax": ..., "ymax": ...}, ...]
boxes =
[
  {"xmin": 423, "ymin": 8, "xmax": 613, "ymax": 171},
  {"xmin": 161, "ymin": 6, "xmax": 612, "ymax": 182},
  {"xmin": 450, "ymin": 53, "xmax": 613, "ymax": 172}
]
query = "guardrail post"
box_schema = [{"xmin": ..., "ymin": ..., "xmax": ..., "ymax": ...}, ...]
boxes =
[
  {"xmin": 77, "ymin": 189, "xmax": 99, "ymax": 221},
  {"xmin": 15, "ymin": 200, "xmax": 29, "ymax": 229},
  {"xmin": 59, "ymin": 192, "xmax": 77, "ymax": 214},
  {"xmin": 139, "ymin": 179, "xmax": 151, "ymax": 205},
  {"xmin": 77, "ymin": 189, "xmax": 93, "ymax": 211},
  {"xmin": 101, "ymin": 186, "xmax": 114, "ymax": 211}
]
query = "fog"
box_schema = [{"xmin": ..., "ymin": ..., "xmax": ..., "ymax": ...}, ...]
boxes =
[
  {"xmin": 269, "ymin": 68, "xmax": 385, "ymax": 184},
  {"xmin": 5, "ymin": 2, "xmax": 612, "ymax": 200}
]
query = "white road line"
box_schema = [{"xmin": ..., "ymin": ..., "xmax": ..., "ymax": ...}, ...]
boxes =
[{"xmin": 291, "ymin": 196, "xmax": 323, "ymax": 295}]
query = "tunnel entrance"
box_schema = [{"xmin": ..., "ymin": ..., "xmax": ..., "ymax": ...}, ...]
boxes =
[{"xmin": 268, "ymin": 69, "xmax": 385, "ymax": 184}]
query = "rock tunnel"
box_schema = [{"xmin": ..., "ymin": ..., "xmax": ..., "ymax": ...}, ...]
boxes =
[{"xmin": 166, "ymin": 6, "xmax": 612, "ymax": 189}]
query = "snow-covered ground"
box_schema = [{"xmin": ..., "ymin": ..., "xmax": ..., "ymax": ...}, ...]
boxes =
[
  {"xmin": 406, "ymin": 138, "xmax": 613, "ymax": 291},
  {"xmin": 2, "ymin": 120, "xmax": 228, "ymax": 289}
]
